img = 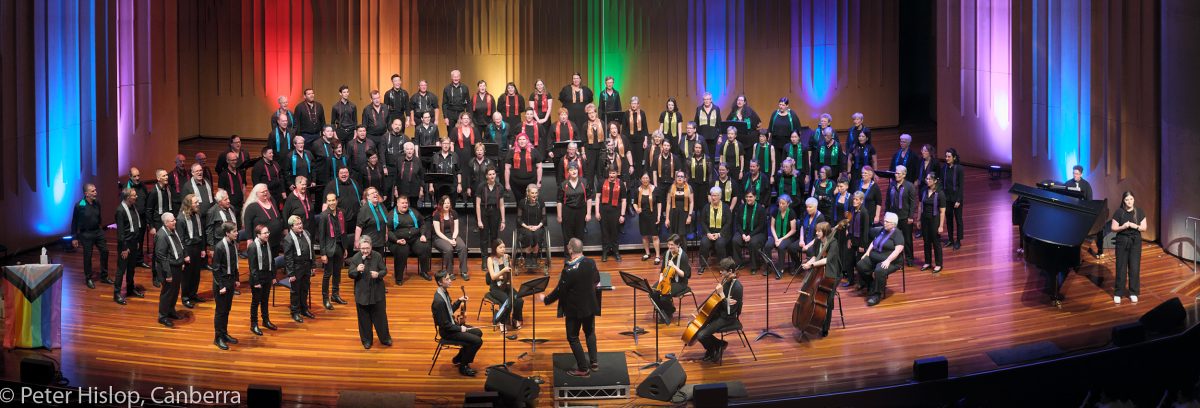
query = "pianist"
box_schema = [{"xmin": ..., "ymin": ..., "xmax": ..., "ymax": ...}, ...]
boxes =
[{"xmin": 1065, "ymin": 165, "xmax": 1102, "ymax": 259}]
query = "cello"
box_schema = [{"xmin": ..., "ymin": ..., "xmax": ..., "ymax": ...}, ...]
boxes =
[
  {"xmin": 791, "ymin": 213, "xmax": 849, "ymax": 339},
  {"xmin": 681, "ymin": 272, "xmax": 732, "ymax": 346}
]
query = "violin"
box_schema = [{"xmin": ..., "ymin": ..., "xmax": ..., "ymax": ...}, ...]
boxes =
[
  {"xmin": 455, "ymin": 285, "xmax": 468, "ymax": 325},
  {"xmin": 655, "ymin": 251, "xmax": 681, "ymax": 296}
]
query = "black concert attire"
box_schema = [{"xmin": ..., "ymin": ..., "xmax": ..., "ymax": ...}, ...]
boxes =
[
  {"xmin": 268, "ymin": 125, "xmax": 295, "ymax": 160},
  {"xmin": 345, "ymin": 137, "xmax": 376, "ymax": 179},
  {"xmin": 212, "ymin": 237, "xmax": 239, "ymax": 342},
  {"xmin": 331, "ymin": 99, "xmax": 358, "ymax": 144},
  {"xmin": 856, "ymin": 177, "xmax": 883, "ymax": 225},
  {"xmin": 253, "ymin": 158, "xmax": 286, "ymax": 205},
  {"xmin": 73, "ymin": 198, "xmax": 109, "ymax": 282},
  {"xmin": 559, "ymin": 178, "xmax": 589, "ymax": 244},
  {"xmin": 414, "ymin": 123, "xmax": 440, "ymax": 148},
  {"xmin": 799, "ymin": 210, "xmax": 824, "ymax": 260},
  {"xmin": 310, "ymin": 136, "xmax": 338, "ymax": 185},
  {"xmin": 635, "ymin": 186, "xmax": 661, "ymax": 237},
  {"xmin": 783, "ymin": 139, "xmax": 808, "ymax": 181},
  {"xmin": 543, "ymin": 255, "xmax": 601, "ymax": 372},
  {"xmin": 696, "ymin": 277, "xmax": 743, "ymax": 357},
  {"xmin": 497, "ymin": 92, "xmax": 525, "ymax": 138},
  {"xmin": 282, "ymin": 192, "xmax": 315, "ymax": 236},
  {"xmin": 217, "ymin": 165, "xmax": 246, "ymax": 211},
  {"xmin": 470, "ymin": 92, "xmax": 496, "ymax": 135},
  {"xmin": 409, "ymin": 91, "xmax": 439, "ymax": 129},
  {"xmin": 732, "ymin": 201, "xmax": 768, "ymax": 271},
  {"xmin": 243, "ymin": 197, "xmax": 285, "ymax": 256},
  {"xmin": 1112, "ymin": 207, "xmax": 1146, "ymax": 297},
  {"xmin": 517, "ymin": 196, "xmax": 548, "ymax": 251},
  {"xmin": 656, "ymin": 110, "xmax": 682, "ymax": 145},
  {"xmin": 626, "ymin": 109, "xmax": 650, "ymax": 173},
  {"xmin": 465, "ymin": 156, "xmax": 497, "ymax": 200},
  {"xmin": 389, "ymin": 206, "xmax": 432, "ymax": 283},
  {"xmin": 648, "ymin": 150, "xmax": 681, "ymax": 200},
  {"xmin": 357, "ymin": 201, "xmax": 389, "ymax": 256},
  {"xmin": 776, "ymin": 169, "xmax": 805, "ymax": 211},
  {"xmin": 508, "ymin": 145, "xmax": 542, "ymax": 204},
  {"xmin": 694, "ymin": 104, "xmax": 722, "ymax": 146},
  {"xmin": 558, "ymin": 84, "xmax": 593, "ymax": 131},
  {"xmin": 886, "ymin": 179, "xmax": 918, "ymax": 262},
  {"xmin": 765, "ymin": 206, "xmax": 799, "ymax": 268},
  {"xmin": 486, "ymin": 255, "xmax": 524, "ymax": 324},
  {"xmin": 716, "ymin": 134, "xmax": 743, "ymax": 178},
  {"xmin": 270, "ymin": 108, "xmax": 295, "ymax": 131},
  {"xmin": 282, "ymin": 229, "xmax": 315, "ymax": 318},
  {"xmin": 433, "ymin": 210, "xmax": 469, "ymax": 275},
  {"xmin": 812, "ymin": 179, "xmax": 835, "ymax": 219},
  {"xmin": 348, "ymin": 249, "xmax": 391, "ymax": 345},
  {"xmin": 686, "ymin": 154, "xmax": 713, "ymax": 199},
  {"xmin": 294, "ymin": 100, "xmax": 326, "ymax": 141},
  {"xmin": 814, "ymin": 238, "xmax": 842, "ymax": 336},
  {"xmin": 246, "ymin": 237, "xmax": 274, "ymax": 329},
  {"xmin": 598, "ymin": 88, "xmax": 622, "ymax": 123},
  {"xmin": 741, "ymin": 171, "xmax": 770, "ymax": 206},
  {"xmin": 849, "ymin": 141, "xmax": 876, "ymax": 187},
  {"xmin": 181, "ymin": 177, "xmax": 215, "ymax": 225},
  {"xmin": 1065, "ymin": 177, "xmax": 1101, "ymax": 255},
  {"xmin": 596, "ymin": 176, "xmax": 627, "ymax": 257},
  {"xmin": 395, "ymin": 155, "xmax": 425, "ymax": 205},
  {"xmin": 700, "ymin": 202, "xmax": 732, "ymax": 261},
  {"xmin": 558, "ymin": 151, "xmax": 588, "ymax": 192},
  {"xmin": 168, "ymin": 166, "xmax": 189, "ymax": 207},
  {"xmin": 811, "ymin": 139, "xmax": 843, "ymax": 181},
  {"xmin": 751, "ymin": 140, "xmax": 777, "ymax": 178},
  {"xmin": 442, "ymin": 82, "xmax": 469, "ymax": 135},
  {"xmin": 155, "ymin": 225, "xmax": 184, "ymax": 318},
  {"xmin": 316, "ymin": 209, "xmax": 348, "ymax": 302},
  {"xmin": 206, "ymin": 205, "xmax": 240, "ymax": 253},
  {"xmin": 433, "ymin": 286, "xmax": 483, "ymax": 366},
  {"xmin": 845, "ymin": 204, "xmax": 871, "ymax": 283},
  {"xmin": 856, "ymin": 226, "xmax": 906, "ymax": 298},
  {"xmin": 429, "ymin": 148, "xmax": 460, "ymax": 203},
  {"xmin": 553, "ymin": 120, "xmax": 580, "ymax": 158},
  {"xmin": 486, "ymin": 121, "xmax": 510, "ymax": 158},
  {"xmin": 677, "ymin": 132, "xmax": 707, "ymax": 163},
  {"xmin": 121, "ymin": 179, "xmax": 150, "ymax": 264},
  {"xmin": 767, "ymin": 109, "xmax": 800, "ymax": 144},
  {"xmin": 323, "ymin": 177, "xmax": 361, "ymax": 246},
  {"xmin": 891, "ymin": 147, "xmax": 920, "ymax": 183},
  {"xmin": 728, "ymin": 105, "xmax": 763, "ymax": 136},
  {"xmin": 176, "ymin": 209, "xmax": 204, "ymax": 304},
  {"xmin": 649, "ymin": 248, "xmax": 691, "ymax": 322},
  {"xmin": 665, "ymin": 184, "xmax": 693, "ymax": 237},
  {"xmin": 915, "ymin": 156, "xmax": 938, "ymax": 198},
  {"xmin": 359, "ymin": 161, "xmax": 385, "ymax": 201},
  {"xmin": 710, "ymin": 175, "xmax": 742, "ymax": 210},
  {"xmin": 919, "ymin": 186, "xmax": 946, "ymax": 268},
  {"xmin": 941, "ymin": 162, "xmax": 965, "ymax": 246},
  {"xmin": 146, "ymin": 184, "xmax": 175, "ymax": 283},
  {"xmin": 384, "ymin": 86, "xmax": 410, "ymax": 132},
  {"xmin": 475, "ymin": 182, "xmax": 504, "ymax": 262}
]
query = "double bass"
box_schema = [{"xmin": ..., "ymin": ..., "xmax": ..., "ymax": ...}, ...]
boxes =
[
  {"xmin": 790, "ymin": 213, "xmax": 849, "ymax": 339},
  {"xmin": 681, "ymin": 272, "xmax": 733, "ymax": 346}
]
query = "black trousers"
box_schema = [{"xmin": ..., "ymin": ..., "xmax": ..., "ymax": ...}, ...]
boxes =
[
  {"xmin": 182, "ymin": 245, "xmax": 203, "ymax": 301},
  {"xmin": 250, "ymin": 282, "xmax": 271, "ymax": 325},
  {"xmin": 696, "ymin": 315, "xmax": 737, "ymax": 354},
  {"xmin": 390, "ymin": 241, "xmax": 431, "ymax": 281},
  {"xmin": 649, "ymin": 285, "xmax": 687, "ymax": 322},
  {"xmin": 214, "ymin": 288, "xmax": 233, "ymax": 338},
  {"xmin": 511, "ymin": 178, "xmax": 534, "ymax": 204},
  {"xmin": 700, "ymin": 233, "xmax": 730, "ymax": 261},
  {"xmin": 115, "ymin": 238, "xmax": 140, "ymax": 296},
  {"xmin": 764, "ymin": 236, "xmax": 799, "ymax": 266},
  {"xmin": 1114, "ymin": 242, "xmax": 1142, "ymax": 296},
  {"xmin": 600, "ymin": 206, "xmax": 622, "ymax": 251},
  {"xmin": 564, "ymin": 315, "xmax": 598, "ymax": 371},
  {"xmin": 897, "ymin": 218, "xmax": 915, "ymax": 262},
  {"xmin": 356, "ymin": 301, "xmax": 391, "ymax": 343},
  {"xmin": 489, "ymin": 287, "xmax": 524, "ymax": 324},
  {"xmin": 78, "ymin": 233, "xmax": 109, "ymax": 280},
  {"xmin": 322, "ymin": 251, "xmax": 345, "ymax": 299},
  {"xmin": 561, "ymin": 205, "xmax": 587, "ymax": 245},
  {"xmin": 732, "ymin": 233, "xmax": 767, "ymax": 270},
  {"xmin": 945, "ymin": 198, "xmax": 964, "ymax": 243},
  {"xmin": 921, "ymin": 217, "xmax": 943, "ymax": 266},
  {"xmin": 157, "ymin": 266, "xmax": 182, "ymax": 318},
  {"xmin": 445, "ymin": 327, "xmax": 484, "ymax": 365},
  {"xmin": 479, "ymin": 208, "xmax": 501, "ymax": 261},
  {"xmin": 855, "ymin": 251, "xmax": 902, "ymax": 297},
  {"xmin": 289, "ymin": 272, "xmax": 312, "ymax": 313}
]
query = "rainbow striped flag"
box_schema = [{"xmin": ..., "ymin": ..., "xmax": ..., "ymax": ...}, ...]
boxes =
[{"xmin": 3, "ymin": 264, "xmax": 62, "ymax": 349}]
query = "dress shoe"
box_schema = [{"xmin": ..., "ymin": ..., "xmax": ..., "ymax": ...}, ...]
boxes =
[
  {"xmin": 100, "ymin": 276, "xmax": 115, "ymax": 285},
  {"xmin": 920, "ymin": 264, "xmax": 931, "ymax": 271},
  {"xmin": 944, "ymin": 241, "xmax": 954, "ymax": 248},
  {"xmin": 362, "ymin": 341, "xmax": 372, "ymax": 349},
  {"xmin": 129, "ymin": 290, "xmax": 145, "ymax": 298},
  {"xmin": 324, "ymin": 300, "xmax": 334, "ymax": 310},
  {"xmin": 613, "ymin": 251, "xmax": 622, "ymax": 261},
  {"xmin": 152, "ymin": 280, "xmax": 161, "ymax": 288},
  {"xmin": 222, "ymin": 334, "xmax": 239, "ymax": 344},
  {"xmin": 301, "ymin": 310, "xmax": 317, "ymax": 319},
  {"xmin": 701, "ymin": 351, "xmax": 714, "ymax": 362},
  {"xmin": 591, "ymin": 361, "xmax": 599, "ymax": 370},
  {"xmin": 461, "ymin": 272, "xmax": 470, "ymax": 281},
  {"xmin": 263, "ymin": 320, "xmax": 278, "ymax": 331},
  {"xmin": 193, "ymin": 297, "xmax": 209, "ymax": 303},
  {"xmin": 866, "ymin": 295, "xmax": 881, "ymax": 307},
  {"xmin": 380, "ymin": 339, "xmax": 393, "ymax": 347},
  {"xmin": 85, "ymin": 279, "xmax": 96, "ymax": 289},
  {"xmin": 332, "ymin": 294, "xmax": 348, "ymax": 304},
  {"xmin": 394, "ymin": 278, "xmax": 404, "ymax": 286},
  {"xmin": 459, "ymin": 365, "xmax": 478, "ymax": 377},
  {"xmin": 138, "ymin": 262, "xmax": 151, "ymax": 268},
  {"xmin": 158, "ymin": 317, "xmax": 174, "ymax": 328},
  {"xmin": 113, "ymin": 296, "xmax": 127, "ymax": 305},
  {"xmin": 775, "ymin": 270, "xmax": 783, "ymax": 280},
  {"xmin": 713, "ymin": 341, "xmax": 728, "ymax": 363},
  {"xmin": 167, "ymin": 313, "xmax": 182, "ymax": 320},
  {"xmin": 601, "ymin": 251, "xmax": 609, "ymax": 262},
  {"xmin": 292, "ymin": 313, "xmax": 304, "ymax": 323},
  {"xmin": 419, "ymin": 271, "xmax": 433, "ymax": 281},
  {"xmin": 565, "ymin": 369, "xmax": 588, "ymax": 377},
  {"xmin": 251, "ymin": 325, "xmax": 263, "ymax": 336},
  {"xmin": 952, "ymin": 242, "xmax": 961, "ymax": 250},
  {"xmin": 183, "ymin": 301, "xmax": 196, "ymax": 309},
  {"xmin": 1130, "ymin": 295, "xmax": 1139, "ymax": 304},
  {"xmin": 214, "ymin": 337, "xmax": 229, "ymax": 350}
]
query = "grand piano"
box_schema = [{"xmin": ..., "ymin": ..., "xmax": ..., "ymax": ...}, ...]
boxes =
[{"xmin": 1010, "ymin": 182, "xmax": 1108, "ymax": 306}]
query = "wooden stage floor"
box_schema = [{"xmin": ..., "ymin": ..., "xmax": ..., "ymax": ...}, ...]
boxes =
[{"xmin": 2, "ymin": 130, "xmax": 1195, "ymax": 407}]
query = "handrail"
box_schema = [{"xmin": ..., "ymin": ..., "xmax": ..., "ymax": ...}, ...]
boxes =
[{"xmin": 1186, "ymin": 217, "xmax": 1200, "ymax": 274}]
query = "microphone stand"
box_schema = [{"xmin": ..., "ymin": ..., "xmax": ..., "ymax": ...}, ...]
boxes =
[{"xmin": 756, "ymin": 249, "xmax": 782, "ymax": 341}]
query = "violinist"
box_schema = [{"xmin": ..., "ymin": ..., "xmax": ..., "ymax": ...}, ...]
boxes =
[
  {"xmin": 432, "ymin": 270, "xmax": 482, "ymax": 377},
  {"xmin": 800, "ymin": 221, "xmax": 842, "ymax": 337},
  {"xmin": 694, "ymin": 257, "xmax": 742, "ymax": 364},
  {"xmin": 649, "ymin": 234, "xmax": 691, "ymax": 324}
]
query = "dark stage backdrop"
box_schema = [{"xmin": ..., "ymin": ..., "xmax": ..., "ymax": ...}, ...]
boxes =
[{"xmin": 1160, "ymin": 0, "xmax": 1200, "ymax": 261}]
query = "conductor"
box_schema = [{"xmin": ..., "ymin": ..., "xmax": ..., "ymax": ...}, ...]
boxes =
[{"xmin": 539, "ymin": 238, "xmax": 601, "ymax": 377}]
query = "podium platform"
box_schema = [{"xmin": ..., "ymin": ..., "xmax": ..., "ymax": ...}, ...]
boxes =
[{"xmin": 552, "ymin": 351, "xmax": 630, "ymax": 406}]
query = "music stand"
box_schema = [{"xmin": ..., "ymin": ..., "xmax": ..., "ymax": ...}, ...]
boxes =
[
  {"xmin": 481, "ymin": 142, "xmax": 501, "ymax": 160},
  {"xmin": 755, "ymin": 249, "xmax": 783, "ymax": 341},
  {"xmin": 423, "ymin": 173, "xmax": 455, "ymax": 205},
  {"xmin": 619, "ymin": 271, "xmax": 668, "ymax": 369},
  {"xmin": 604, "ymin": 111, "xmax": 625, "ymax": 127},
  {"xmin": 238, "ymin": 157, "xmax": 261, "ymax": 171},
  {"xmin": 517, "ymin": 276, "xmax": 551, "ymax": 349},
  {"xmin": 489, "ymin": 298, "xmax": 515, "ymax": 370},
  {"xmin": 617, "ymin": 271, "xmax": 650, "ymax": 345}
]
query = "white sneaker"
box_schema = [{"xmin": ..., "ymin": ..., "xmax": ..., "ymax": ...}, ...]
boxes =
[
  {"xmin": 1130, "ymin": 295, "xmax": 1138, "ymax": 304},
  {"xmin": 1113, "ymin": 296, "xmax": 1121, "ymax": 304}
]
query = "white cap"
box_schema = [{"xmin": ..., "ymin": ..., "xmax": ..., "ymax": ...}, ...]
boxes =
[{"xmin": 884, "ymin": 212, "xmax": 899, "ymax": 224}]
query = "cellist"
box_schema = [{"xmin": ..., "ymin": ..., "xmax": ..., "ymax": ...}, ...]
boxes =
[
  {"xmin": 693, "ymin": 257, "xmax": 743, "ymax": 363},
  {"xmin": 649, "ymin": 234, "xmax": 690, "ymax": 324},
  {"xmin": 799, "ymin": 221, "xmax": 842, "ymax": 337}
]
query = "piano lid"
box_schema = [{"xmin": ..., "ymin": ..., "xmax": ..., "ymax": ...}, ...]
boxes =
[{"xmin": 1010, "ymin": 183, "xmax": 1106, "ymax": 248}]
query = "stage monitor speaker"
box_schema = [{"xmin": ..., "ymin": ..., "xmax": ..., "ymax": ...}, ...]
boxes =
[
  {"xmin": 693, "ymin": 383, "xmax": 729, "ymax": 408},
  {"xmin": 912, "ymin": 356, "xmax": 948, "ymax": 382},
  {"xmin": 1112, "ymin": 321, "xmax": 1146, "ymax": 347},
  {"xmin": 1139, "ymin": 298, "xmax": 1186, "ymax": 334},
  {"xmin": 247, "ymin": 384, "xmax": 282, "ymax": 408},
  {"xmin": 484, "ymin": 367, "xmax": 540, "ymax": 407},
  {"xmin": 20, "ymin": 357, "xmax": 56, "ymax": 385},
  {"xmin": 464, "ymin": 391, "xmax": 501, "ymax": 407},
  {"xmin": 637, "ymin": 358, "xmax": 687, "ymax": 402}
]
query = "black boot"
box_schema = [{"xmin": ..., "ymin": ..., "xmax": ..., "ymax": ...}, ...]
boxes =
[
  {"xmin": 263, "ymin": 319, "xmax": 277, "ymax": 330},
  {"xmin": 251, "ymin": 324, "xmax": 263, "ymax": 336},
  {"xmin": 332, "ymin": 293, "xmax": 348, "ymax": 304},
  {"xmin": 323, "ymin": 297, "xmax": 334, "ymax": 310},
  {"xmin": 214, "ymin": 336, "xmax": 229, "ymax": 350}
]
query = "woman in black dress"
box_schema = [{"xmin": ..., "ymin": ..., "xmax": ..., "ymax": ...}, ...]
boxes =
[
  {"xmin": 1110, "ymin": 191, "xmax": 1147, "ymax": 304},
  {"xmin": 916, "ymin": 172, "xmax": 945, "ymax": 273},
  {"xmin": 633, "ymin": 172, "xmax": 662, "ymax": 263},
  {"xmin": 516, "ymin": 183, "xmax": 547, "ymax": 272},
  {"xmin": 664, "ymin": 170, "xmax": 694, "ymax": 237}
]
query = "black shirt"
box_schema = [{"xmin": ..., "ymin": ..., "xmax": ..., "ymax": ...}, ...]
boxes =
[
  {"xmin": 560, "ymin": 180, "xmax": 588, "ymax": 209},
  {"xmin": 331, "ymin": 99, "xmax": 358, "ymax": 131},
  {"xmin": 442, "ymin": 82, "xmax": 469, "ymax": 114},
  {"xmin": 1112, "ymin": 207, "xmax": 1145, "ymax": 245},
  {"xmin": 409, "ymin": 91, "xmax": 439, "ymax": 117},
  {"xmin": 920, "ymin": 188, "xmax": 946, "ymax": 221},
  {"xmin": 294, "ymin": 101, "xmax": 326, "ymax": 135},
  {"xmin": 1065, "ymin": 178, "xmax": 1092, "ymax": 200},
  {"xmin": 357, "ymin": 202, "xmax": 389, "ymax": 248},
  {"xmin": 72, "ymin": 198, "xmax": 103, "ymax": 237},
  {"xmin": 518, "ymin": 199, "xmax": 546, "ymax": 227},
  {"xmin": 384, "ymin": 87, "xmax": 410, "ymax": 126},
  {"xmin": 476, "ymin": 182, "xmax": 504, "ymax": 209}
]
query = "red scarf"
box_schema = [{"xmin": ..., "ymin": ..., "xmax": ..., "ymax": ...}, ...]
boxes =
[
  {"xmin": 504, "ymin": 94, "xmax": 519, "ymax": 116},
  {"xmin": 555, "ymin": 121, "xmax": 576, "ymax": 142},
  {"xmin": 456, "ymin": 126, "xmax": 475, "ymax": 149},
  {"xmin": 513, "ymin": 147, "xmax": 533, "ymax": 172},
  {"xmin": 601, "ymin": 178, "xmax": 622, "ymax": 206},
  {"xmin": 472, "ymin": 93, "xmax": 493, "ymax": 116},
  {"xmin": 523, "ymin": 124, "xmax": 541, "ymax": 148}
]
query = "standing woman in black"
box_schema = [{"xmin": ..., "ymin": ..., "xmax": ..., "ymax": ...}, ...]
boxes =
[
  {"xmin": 633, "ymin": 173, "xmax": 662, "ymax": 263},
  {"xmin": 496, "ymin": 82, "xmax": 525, "ymax": 139},
  {"xmin": 558, "ymin": 165, "xmax": 590, "ymax": 248},
  {"xmin": 726, "ymin": 94, "xmax": 762, "ymax": 136},
  {"xmin": 1110, "ymin": 191, "xmax": 1147, "ymax": 304},
  {"xmin": 916, "ymin": 172, "xmax": 945, "ymax": 273},
  {"xmin": 528, "ymin": 79, "xmax": 555, "ymax": 130},
  {"xmin": 474, "ymin": 167, "xmax": 505, "ymax": 266},
  {"xmin": 597, "ymin": 76, "xmax": 622, "ymax": 122},
  {"xmin": 847, "ymin": 129, "xmax": 877, "ymax": 189},
  {"xmin": 941, "ymin": 148, "xmax": 965, "ymax": 250},
  {"xmin": 915, "ymin": 144, "xmax": 938, "ymax": 198},
  {"xmin": 659, "ymin": 97, "xmax": 685, "ymax": 148},
  {"xmin": 664, "ymin": 170, "xmax": 695, "ymax": 238},
  {"xmin": 857, "ymin": 166, "xmax": 884, "ymax": 225},
  {"xmin": 558, "ymin": 73, "xmax": 593, "ymax": 131},
  {"xmin": 694, "ymin": 92, "xmax": 722, "ymax": 148}
]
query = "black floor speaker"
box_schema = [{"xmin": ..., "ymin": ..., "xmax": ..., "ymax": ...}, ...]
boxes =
[
  {"xmin": 693, "ymin": 383, "xmax": 729, "ymax": 408},
  {"xmin": 484, "ymin": 367, "xmax": 540, "ymax": 407},
  {"xmin": 246, "ymin": 384, "xmax": 282, "ymax": 408},
  {"xmin": 637, "ymin": 358, "xmax": 687, "ymax": 402},
  {"xmin": 20, "ymin": 357, "xmax": 56, "ymax": 385},
  {"xmin": 1139, "ymin": 298, "xmax": 1186, "ymax": 334},
  {"xmin": 912, "ymin": 356, "xmax": 948, "ymax": 382}
]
